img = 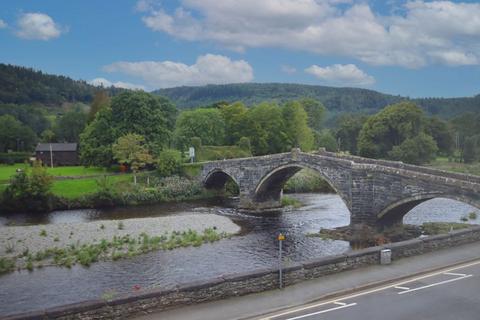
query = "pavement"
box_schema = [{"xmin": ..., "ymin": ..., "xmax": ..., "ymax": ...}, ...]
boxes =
[{"xmin": 133, "ymin": 241, "xmax": 480, "ymax": 320}]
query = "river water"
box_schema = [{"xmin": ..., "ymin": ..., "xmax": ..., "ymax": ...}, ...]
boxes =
[{"xmin": 0, "ymin": 194, "xmax": 478, "ymax": 316}]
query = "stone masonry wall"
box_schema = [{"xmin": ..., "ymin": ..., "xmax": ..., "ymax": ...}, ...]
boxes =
[{"xmin": 6, "ymin": 226, "xmax": 480, "ymax": 320}]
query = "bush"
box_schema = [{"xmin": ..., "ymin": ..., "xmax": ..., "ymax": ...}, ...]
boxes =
[
  {"xmin": 0, "ymin": 152, "xmax": 31, "ymax": 164},
  {"xmin": 1, "ymin": 161, "xmax": 54, "ymax": 212},
  {"xmin": 157, "ymin": 149, "xmax": 183, "ymax": 177},
  {"xmin": 238, "ymin": 137, "xmax": 251, "ymax": 151}
]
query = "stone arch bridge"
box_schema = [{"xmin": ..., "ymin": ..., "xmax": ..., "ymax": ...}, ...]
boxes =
[{"xmin": 201, "ymin": 149, "xmax": 480, "ymax": 229}]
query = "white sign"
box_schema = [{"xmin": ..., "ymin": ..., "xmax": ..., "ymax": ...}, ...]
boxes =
[{"xmin": 189, "ymin": 147, "xmax": 195, "ymax": 158}]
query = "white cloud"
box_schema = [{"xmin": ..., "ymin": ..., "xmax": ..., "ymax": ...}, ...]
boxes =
[
  {"xmin": 281, "ymin": 65, "xmax": 297, "ymax": 74},
  {"xmin": 138, "ymin": 0, "xmax": 480, "ymax": 68},
  {"xmin": 16, "ymin": 13, "xmax": 63, "ymax": 40},
  {"xmin": 103, "ymin": 54, "xmax": 254, "ymax": 88},
  {"xmin": 89, "ymin": 78, "xmax": 145, "ymax": 90},
  {"xmin": 305, "ymin": 64, "xmax": 375, "ymax": 86},
  {"xmin": 0, "ymin": 19, "xmax": 7, "ymax": 29}
]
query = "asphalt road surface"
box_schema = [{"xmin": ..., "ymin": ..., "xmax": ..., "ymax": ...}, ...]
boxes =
[{"xmin": 256, "ymin": 260, "xmax": 480, "ymax": 320}]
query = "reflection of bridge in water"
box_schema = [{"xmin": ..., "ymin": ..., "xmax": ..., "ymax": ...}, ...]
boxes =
[{"xmin": 201, "ymin": 149, "xmax": 480, "ymax": 229}]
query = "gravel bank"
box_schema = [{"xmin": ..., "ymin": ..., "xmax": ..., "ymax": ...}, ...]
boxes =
[{"xmin": 0, "ymin": 214, "xmax": 240, "ymax": 258}]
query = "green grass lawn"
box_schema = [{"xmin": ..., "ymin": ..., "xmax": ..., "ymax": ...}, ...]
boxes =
[
  {"xmin": 0, "ymin": 165, "xmax": 109, "ymax": 182},
  {"xmin": 428, "ymin": 157, "xmax": 480, "ymax": 176},
  {"xmin": 51, "ymin": 174, "xmax": 133, "ymax": 199}
]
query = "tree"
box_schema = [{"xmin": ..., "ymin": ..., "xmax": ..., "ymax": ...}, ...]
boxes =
[
  {"xmin": 282, "ymin": 101, "xmax": 314, "ymax": 151},
  {"xmin": 243, "ymin": 102, "xmax": 288, "ymax": 155},
  {"xmin": 1, "ymin": 162, "xmax": 53, "ymax": 212},
  {"xmin": 0, "ymin": 114, "xmax": 37, "ymax": 152},
  {"xmin": 388, "ymin": 133, "xmax": 438, "ymax": 165},
  {"xmin": 220, "ymin": 102, "xmax": 248, "ymax": 145},
  {"xmin": 54, "ymin": 109, "xmax": 87, "ymax": 143},
  {"xmin": 335, "ymin": 114, "xmax": 367, "ymax": 154},
  {"xmin": 358, "ymin": 102, "xmax": 427, "ymax": 159},
  {"xmin": 112, "ymin": 133, "xmax": 153, "ymax": 184},
  {"xmin": 316, "ymin": 129, "xmax": 338, "ymax": 152},
  {"xmin": 299, "ymin": 98, "xmax": 327, "ymax": 132},
  {"xmin": 157, "ymin": 149, "xmax": 182, "ymax": 177},
  {"xmin": 463, "ymin": 136, "xmax": 479, "ymax": 163},
  {"xmin": 174, "ymin": 108, "xmax": 225, "ymax": 148},
  {"xmin": 426, "ymin": 117, "xmax": 454, "ymax": 156},
  {"xmin": 88, "ymin": 91, "xmax": 110, "ymax": 123},
  {"xmin": 80, "ymin": 91, "xmax": 176, "ymax": 166}
]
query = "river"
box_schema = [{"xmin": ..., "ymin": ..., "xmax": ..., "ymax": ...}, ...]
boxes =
[{"xmin": 0, "ymin": 194, "xmax": 478, "ymax": 316}]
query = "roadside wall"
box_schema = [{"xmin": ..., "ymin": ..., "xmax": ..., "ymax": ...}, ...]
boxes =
[{"xmin": 6, "ymin": 226, "xmax": 480, "ymax": 320}]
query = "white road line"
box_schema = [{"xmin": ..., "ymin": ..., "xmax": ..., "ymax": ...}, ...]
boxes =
[
  {"xmin": 394, "ymin": 286, "xmax": 410, "ymax": 290},
  {"xmin": 285, "ymin": 303, "xmax": 357, "ymax": 320},
  {"xmin": 444, "ymin": 272, "xmax": 467, "ymax": 277},
  {"xmin": 333, "ymin": 301, "xmax": 347, "ymax": 306},
  {"xmin": 259, "ymin": 259, "xmax": 480, "ymax": 320},
  {"xmin": 398, "ymin": 275, "xmax": 473, "ymax": 295}
]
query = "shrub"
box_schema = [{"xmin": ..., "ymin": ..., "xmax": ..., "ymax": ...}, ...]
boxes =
[
  {"xmin": 1, "ymin": 161, "xmax": 54, "ymax": 212},
  {"xmin": 157, "ymin": 149, "xmax": 182, "ymax": 177},
  {"xmin": 469, "ymin": 212, "xmax": 478, "ymax": 220},
  {"xmin": 238, "ymin": 137, "xmax": 251, "ymax": 151}
]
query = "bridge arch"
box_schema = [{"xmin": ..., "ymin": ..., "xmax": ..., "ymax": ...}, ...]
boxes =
[
  {"xmin": 377, "ymin": 193, "xmax": 480, "ymax": 227},
  {"xmin": 203, "ymin": 168, "xmax": 239, "ymax": 191},
  {"xmin": 253, "ymin": 163, "xmax": 350, "ymax": 210}
]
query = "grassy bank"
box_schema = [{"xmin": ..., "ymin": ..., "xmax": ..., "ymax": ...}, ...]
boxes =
[
  {"xmin": 51, "ymin": 174, "xmax": 132, "ymax": 199},
  {"xmin": 0, "ymin": 164, "xmax": 111, "ymax": 182},
  {"xmin": 428, "ymin": 157, "xmax": 480, "ymax": 176}
]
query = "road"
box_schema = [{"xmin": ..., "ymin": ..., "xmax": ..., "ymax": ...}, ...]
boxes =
[{"xmin": 255, "ymin": 260, "xmax": 480, "ymax": 320}]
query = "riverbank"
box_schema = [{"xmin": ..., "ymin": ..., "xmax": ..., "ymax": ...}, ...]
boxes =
[{"xmin": 0, "ymin": 214, "xmax": 240, "ymax": 273}]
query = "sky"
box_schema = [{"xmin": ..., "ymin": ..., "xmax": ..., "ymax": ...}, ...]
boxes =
[{"xmin": 0, "ymin": 0, "xmax": 479, "ymax": 98}]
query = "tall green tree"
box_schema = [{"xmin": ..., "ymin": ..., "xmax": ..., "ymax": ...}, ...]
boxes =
[
  {"xmin": 88, "ymin": 91, "xmax": 110, "ymax": 123},
  {"xmin": 335, "ymin": 114, "xmax": 367, "ymax": 154},
  {"xmin": 282, "ymin": 101, "xmax": 314, "ymax": 151},
  {"xmin": 220, "ymin": 102, "xmax": 248, "ymax": 145},
  {"xmin": 244, "ymin": 102, "xmax": 288, "ymax": 155},
  {"xmin": 0, "ymin": 115, "xmax": 37, "ymax": 152},
  {"xmin": 388, "ymin": 133, "xmax": 438, "ymax": 165},
  {"xmin": 80, "ymin": 91, "xmax": 176, "ymax": 166},
  {"xmin": 316, "ymin": 129, "xmax": 338, "ymax": 152},
  {"xmin": 426, "ymin": 117, "xmax": 454, "ymax": 156},
  {"xmin": 112, "ymin": 133, "xmax": 153, "ymax": 184},
  {"xmin": 299, "ymin": 98, "xmax": 327, "ymax": 132},
  {"xmin": 174, "ymin": 108, "xmax": 226, "ymax": 148},
  {"xmin": 54, "ymin": 109, "xmax": 87, "ymax": 143}
]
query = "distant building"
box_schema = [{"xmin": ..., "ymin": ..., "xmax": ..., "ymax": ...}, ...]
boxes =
[{"xmin": 35, "ymin": 143, "xmax": 79, "ymax": 166}]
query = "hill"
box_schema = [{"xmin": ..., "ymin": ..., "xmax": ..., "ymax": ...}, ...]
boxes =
[
  {"xmin": 0, "ymin": 63, "xmax": 122, "ymax": 107},
  {"xmin": 153, "ymin": 83, "xmax": 480, "ymax": 118}
]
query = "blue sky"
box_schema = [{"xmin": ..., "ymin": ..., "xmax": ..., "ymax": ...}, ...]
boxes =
[{"xmin": 0, "ymin": 0, "xmax": 479, "ymax": 98}]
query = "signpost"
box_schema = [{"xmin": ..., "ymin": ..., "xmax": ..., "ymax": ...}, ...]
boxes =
[{"xmin": 278, "ymin": 233, "xmax": 285, "ymax": 289}]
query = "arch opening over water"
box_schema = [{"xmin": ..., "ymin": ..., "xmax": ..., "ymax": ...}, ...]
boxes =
[{"xmin": 203, "ymin": 169, "xmax": 240, "ymax": 196}]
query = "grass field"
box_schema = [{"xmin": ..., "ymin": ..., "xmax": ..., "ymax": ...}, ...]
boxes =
[
  {"xmin": 51, "ymin": 175, "xmax": 133, "ymax": 199},
  {"xmin": 428, "ymin": 157, "xmax": 480, "ymax": 176},
  {"xmin": 0, "ymin": 165, "xmax": 109, "ymax": 182}
]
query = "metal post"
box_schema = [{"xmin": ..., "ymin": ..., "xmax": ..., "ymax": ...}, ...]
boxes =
[
  {"xmin": 49, "ymin": 143, "xmax": 54, "ymax": 168},
  {"xmin": 278, "ymin": 233, "xmax": 285, "ymax": 289}
]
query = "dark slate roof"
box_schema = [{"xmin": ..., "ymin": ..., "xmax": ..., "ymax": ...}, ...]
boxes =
[{"xmin": 35, "ymin": 143, "xmax": 78, "ymax": 152}]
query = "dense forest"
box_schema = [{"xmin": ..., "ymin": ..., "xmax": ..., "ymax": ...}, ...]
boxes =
[
  {"xmin": 154, "ymin": 83, "xmax": 480, "ymax": 119},
  {"xmin": 0, "ymin": 63, "xmax": 122, "ymax": 106}
]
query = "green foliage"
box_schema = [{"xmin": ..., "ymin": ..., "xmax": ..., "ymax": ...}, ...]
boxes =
[
  {"xmin": 112, "ymin": 133, "xmax": 153, "ymax": 173},
  {"xmin": 469, "ymin": 212, "xmax": 477, "ymax": 220},
  {"xmin": 357, "ymin": 102, "xmax": 438, "ymax": 164},
  {"xmin": 175, "ymin": 108, "xmax": 225, "ymax": 148},
  {"xmin": 244, "ymin": 102, "xmax": 288, "ymax": 155},
  {"xmin": 1, "ymin": 162, "xmax": 54, "ymax": 212},
  {"xmin": 463, "ymin": 136, "xmax": 480, "ymax": 164},
  {"xmin": 88, "ymin": 91, "xmax": 110, "ymax": 123},
  {"xmin": 281, "ymin": 195, "xmax": 303, "ymax": 208},
  {"xmin": 335, "ymin": 114, "xmax": 367, "ymax": 154},
  {"xmin": 426, "ymin": 117, "xmax": 454, "ymax": 156},
  {"xmin": 0, "ymin": 114, "xmax": 37, "ymax": 152},
  {"xmin": 284, "ymin": 169, "xmax": 335, "ymax": 193},
  {"xmin": 80, "ymin": 91, "xmax": 175, "ymax": 166},
  {"xmin": 0, "ymin": 257, "xmax": 15, "ymax": 274},
  {"xmin": 421, "ymin": 222, "xmax": 470, "ymax": 235},
  {"xmin": 299, "ymin": 98, "xmax": 327, "ymax": 132},
  {"xmin": 315, "ymin": 129, "xmax": 338, "ymax": 152},
  {"xmin": 157, "ymin": 149, "xmax": 182, "ymax": 177},
  {"xmin": 220, "ymin": 102, "xmax": 248, "ymax": 145},
  {"xmin": 0, "ymin": 104, "xmax": 50, "ymax": 135},
  {"xmin": 190, "ymin": 137, "xmax": 202, "ymax": 150},
  {"xmin": 388, "ymin": 133, "xmax": 438, "ymax": 165},
  {"xmin": 196, "ymin": 145, "xmax": 251, "ymax": 161},
  {"xmin": 282, "ymin": 101, "xmax": 314, "ymax": 151},
  {"xmin": 54, "ymin": 109, "xmax": 87, "ymax": 143},
  {"xmin": 0, "ymin": 152, "xmax": 31, "ymax": 165},
  {"xmin": 238, "ymin": 137, "xmax": 251, "ymax": 151}
]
